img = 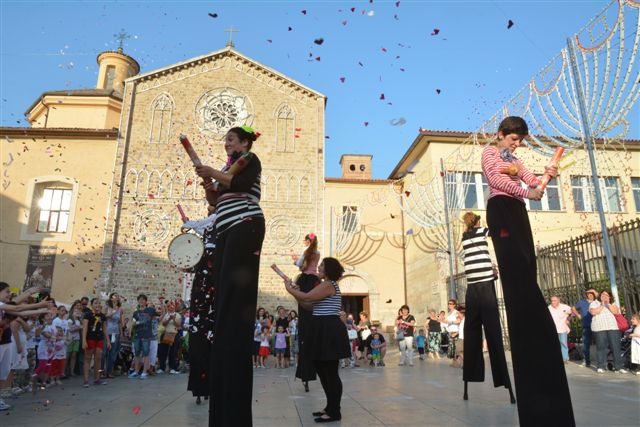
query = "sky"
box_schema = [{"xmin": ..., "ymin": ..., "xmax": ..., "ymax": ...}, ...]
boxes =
[{"xmin": 1, "ymin": 0, "xmax": 638, "ymax": 178}]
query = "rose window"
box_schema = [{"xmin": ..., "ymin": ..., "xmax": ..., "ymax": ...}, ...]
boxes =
[{"xmin": 195, "ymin": 88, "xmax": 254, "ymax": 136}]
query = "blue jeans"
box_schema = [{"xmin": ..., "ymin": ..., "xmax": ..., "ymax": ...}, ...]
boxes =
[
  {"xmin": 593, "ymin": 329, "xmax": 622, "ymax": 370},
  {"xmin": 582, "ymin": 327, "xmax": 592, "ymax": 364},
  {"xmin": 558, "ymin": 332, "xmax": 568, "ymax": 362},
  {"xmin": 103, "ymin": 334, "xmax": 120, "ymax": 375}
]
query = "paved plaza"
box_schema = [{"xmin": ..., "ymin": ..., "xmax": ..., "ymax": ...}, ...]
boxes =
[{"xmin": 4, "ymin": 349, "xmax": 639, "ymax": 427}]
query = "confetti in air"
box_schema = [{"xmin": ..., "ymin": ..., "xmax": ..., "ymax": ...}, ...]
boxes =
[{"xmin": 507, "ymin": 19, "xmax": 514, "ymax": 29}]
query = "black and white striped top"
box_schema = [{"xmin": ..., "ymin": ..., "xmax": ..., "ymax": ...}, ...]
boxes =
[
  {"xmin": 461, "ymin": 227, "xmax": 495, "ymax": 284},
  {"xmin": 215, "ymin": 154, "xmax": 264, "ymax": 236},
  {"xmin": 313, "ymin": 281, "xmax": 342, "ymax": 316}
]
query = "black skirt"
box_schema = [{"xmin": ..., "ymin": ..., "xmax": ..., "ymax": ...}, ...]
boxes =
[
  {"xmin": 187, "ymin": 246, "xmax": 216, "ymax": 397},
  {"xmin": 308, "ymin": 315, "xmax": 351, "ymax": 361},
  {"xmin": 295, "ymin": 273, "xmax": 319, "ymax": 382}
]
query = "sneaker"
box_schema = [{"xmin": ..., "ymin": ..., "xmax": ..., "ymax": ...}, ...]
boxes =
[
  {"xmin": 93, "ymin": 379, "xmax": 107, "ymax": 386},
  {"xmin": 380, "ymin": 361, "xmax": 385, "ymax": 367},
  {"xmin": 0, "ymin": 400, "xmax": 11, "ymax": 411},
  {"xmin": 169, "ymin": 369, "xmax": 179, "ymax": 374},
  {"xmin": 156, "ymin": 369, "xmax": 164, "ymax": 374},
  {"xmin": 597, "ymin": 368, "xmax": 605, "ymax": 373},
  {"xmin": 82, "ymin": 382, "xmax": 90, "ymax": 388},
  {"xmin": 635, "ymin": 371, "xmax": 640, "ymax": 376},
  {"xmin": 140, "ymin": 373, "xmax": 149, "ymax": 380},
  {"xmin": 398, "ymin": 363, "xmax": 405, "ymax": 367},
  {"xmin": 409, "ymin": 363, "xmax": 414, "ymax": 367},
  {"xmin": 617, "ymin": 369, "xmax": 629, "ymax": 374},
  {"xmin": 128, "ymin": 372, "xmax": 139, "ymax": 379}
]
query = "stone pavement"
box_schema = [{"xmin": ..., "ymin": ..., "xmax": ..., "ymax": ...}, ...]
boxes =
[{"xmin": 3, "ymin": 350, "xmax": 639, "ymax": 426}]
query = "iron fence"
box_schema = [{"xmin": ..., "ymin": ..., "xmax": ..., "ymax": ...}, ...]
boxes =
[{"xmin": 452, "ymin": 217, "xmax": 640, "ymax": 348}]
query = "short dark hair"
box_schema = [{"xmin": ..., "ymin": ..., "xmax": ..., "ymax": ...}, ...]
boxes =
[
  {"xmin": 498, "ymin": 116, "xmax": 528, "ymax": 137},
  {"xmin": 322, "ymin": 257, "xmax": 345, "ymax": 281},
  {"xmin": 137, "ymin": 294, "xmax": 148, "ymax": 302},
  {"xmin": 228, "ymin": 127, "xmax": 258, "ymax": 150},
  {"xmin": 0, "ymin": 282, "xmax": 9, "ymax": 293},
  {"xmin": 400, "ymin": 304, "xmax": 410, "ymax": 312},
  {"xmin": 81, "ymin": 296, "xmax": 89, "ymax": 302}
]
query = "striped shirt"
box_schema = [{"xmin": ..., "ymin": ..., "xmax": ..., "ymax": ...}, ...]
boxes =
[
  {"xmin": 481, "ymin": 146, "xmax": 539, "ymax": 202},
  {"xmin": 313, "ymin": 281, "xmax": 342, "ymax": 316},
  {"xmin": 215, "ymin": 154, "xmax": 264, "ymax": 235},
  {"xmin": 462, "ymin": 227, "xmax": 495, "ymax": 284}
]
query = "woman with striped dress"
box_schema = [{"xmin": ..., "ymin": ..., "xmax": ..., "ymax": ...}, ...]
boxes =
[
  {"xmin": 284, "ymin": 257, "xmax": 350, "ymax": 423},
  {"xmin": 460, "ymin": 212, "xmax": 514, "ymax": 402},
  {"xmin": 195, "ymin": 126, "xmax": 265, "ymax": 427}
]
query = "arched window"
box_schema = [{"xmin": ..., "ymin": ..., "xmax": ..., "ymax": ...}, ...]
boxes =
[
  {"xmin": 149, "ymin": 93, "xmax": 174, "ymax": 144},
  {"xmin": 275, "ymin": 104, "xmax": 295, "ymax": 152},
  {"xmin": 21, "ymin": 176, "xmax": 79, "ymax": 242}
]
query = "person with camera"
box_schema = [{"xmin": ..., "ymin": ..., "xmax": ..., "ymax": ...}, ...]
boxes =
[{"xmin": 157, "ymin": 302, "xmax": 182, "ymax": 374}]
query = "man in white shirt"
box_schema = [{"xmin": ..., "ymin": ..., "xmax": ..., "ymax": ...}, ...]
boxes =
[{"xmin": 548, "ymin": 296, "xmax": 572, "ymax": 363}]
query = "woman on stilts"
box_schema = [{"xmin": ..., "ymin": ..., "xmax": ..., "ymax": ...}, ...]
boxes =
[
  {"xmin": 482, "ymin": 116, "xmax": 575, "ymax": 426},
  {"xmin": 459, "ymin": 212, "xmax": 514, "ymax": 403},
  {"xmin": 292, "ymin": 233, "xmax": 320, "ymax": 392},
  {"xmin": 195, "ymin": 126, "xmax": 265, "ymax": 427}
]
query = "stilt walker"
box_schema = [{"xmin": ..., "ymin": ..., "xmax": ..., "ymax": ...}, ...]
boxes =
[
  {"xmin": 482, "ymin": 117, "xmax": 574, "ymax": 426},
  {"xmin": 460, "ymin": 212, "xmax": 515, "ymax": 404}
]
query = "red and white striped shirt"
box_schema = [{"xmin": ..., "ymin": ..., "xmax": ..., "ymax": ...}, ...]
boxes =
[{"xmin": 481, "ymin": 146, "xmax": 539, "ymax": 202}]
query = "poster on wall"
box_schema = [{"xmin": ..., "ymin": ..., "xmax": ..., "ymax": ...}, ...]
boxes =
[{"xmin": 23, "ymin": 245, "xmax": 57, "ymax": 291}]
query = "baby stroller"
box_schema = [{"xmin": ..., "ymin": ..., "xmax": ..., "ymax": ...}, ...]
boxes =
[
  {"xmin": 606, "ymin": 327, "xmax": 632, "ymax": 371},
  {"xmin": 116, "ymin": 341, "xmax": 134, "ymax": 375}
]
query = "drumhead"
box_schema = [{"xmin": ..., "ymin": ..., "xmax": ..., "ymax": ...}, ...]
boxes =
[{"xmin": 167, "ymin": 233, "xmax": 204, "ymax": 269}]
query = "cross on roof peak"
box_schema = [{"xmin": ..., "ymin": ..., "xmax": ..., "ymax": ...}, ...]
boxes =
[{"xmin": 224, "ymin": 26, "xmax": 239, "ymax": 48}]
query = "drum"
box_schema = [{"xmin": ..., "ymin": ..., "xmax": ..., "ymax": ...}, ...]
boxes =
[{"xmin": 167, "ymin": 233, "xmax": 204, "ymax": 269}]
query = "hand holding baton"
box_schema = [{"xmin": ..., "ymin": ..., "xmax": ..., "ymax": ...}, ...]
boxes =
[
  {"xmin": 176, "ymin": 204, "xmax": 189, "ymax": 222},
  {"xmin": 179, "ymin": 134, "xmax": 202, "ymax": 167},
  {"xmin": 539, "ymin": 147, "xmax": 564, "ymax": 191}
]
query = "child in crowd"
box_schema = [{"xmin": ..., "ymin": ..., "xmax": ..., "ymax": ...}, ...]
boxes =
[
  {"xmin": 630, "ymin": 313, "xmax": 640, "ymax": 375},
  {"xmin": 13, "ymin": 316, "xmax": 36, "ymax": 392},
  {"xmin": 370, "ymin": 333, "xmax": 382, "ymax": 367},
  {"xmin": 347, "ymin": 324, "xmax": 358, "ymax": 367},
  {"xmin": 259, "ymin": 330, "xmax": 270, "ymax": 368},
  {"xmin": 82, "ymin": 298, "xmax": 108, "ymax": 387},
  {"xmin": 274, "ymin": 326, "xmax": 289, "ymax": 368},
  {"xmin": 454, "ymin": 309, "xmax": 465, "ymax": 368},
  {"xmin": 33, "ymin": 312, "xmax": 55, "ymax": 392},
  {"xmin": 253, "ymin": 320, "xmax": 263, "ymax": 368},
  {"xmin": 10, "ymin": 317, "xmax": 30, "ymax": 391},
  {"xmin": 66, "ymin": 308, "xmax": 82, "ymax": 377},
  {"xmin": 51, "ymin": 305, "xmax": 69, "ymax": 381},
  {"xmin": 415, "ymin": 329, "xmax": 427, "ymax": 360}
]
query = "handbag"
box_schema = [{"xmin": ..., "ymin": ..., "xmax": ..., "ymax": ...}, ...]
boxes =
[
  {"xmin": 614, "ymin": 314, "xmax": 629, "ymax": 332},
  {"xmin": 395, "ymin": 329, "xmax": 405, "ymax": 341},
  {"xmin": 161, "ymin": 332, "xmax": 177, "ymax": 345},
  {"xmin": 361, "ymin": 327, "xmax": 371, "ymax": 341}
]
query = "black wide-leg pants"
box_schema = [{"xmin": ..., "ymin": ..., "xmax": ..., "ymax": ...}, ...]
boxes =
[
  {"xmin": 486, "ymin": 196, "xmax": 575, "ymax": 426},
  {"xmin": 209, "ymin": 218, "xmax": 265, "ymax": 427},
  {"xmin": 463, "ymin": 280, "xmax": 512, "ymax": 389}
]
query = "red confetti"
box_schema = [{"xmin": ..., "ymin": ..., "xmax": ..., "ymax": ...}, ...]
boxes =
[
  {"xmin": 295, "ymin": 128, "xmax": 302, "ymax": 131},
  {"xmin": 381, "ymin": 47, "xmax": 387, "ymax": 53},
  {"xmin": 267, "ymin": 39, "xmax": 273, "ymax": 43},
  {"xmin": 396, "ymin": 1, "xmax": 400, "ymax": 6},
  {"xmin": 315, "ymin": 57, "xmax": 321, "ymax": 61},
  {"xmin": 133, "ymin": 406, "xmax": 140, "ymax": 415},
  {"xmin": 379, "ymin": 93, "xmax": 385, "ymax": 100},
  {"xmin": 294, "ymin": 135, "xmax": 300, "ymax": 138},
  {"xmin": 186, "ymin": 179, "xmax": 193, "ymax": 186},
  {"xmin": 342, "ymin": 20, "xmax": 348, "ymax": 26},
  {"xmin": 404, "ymin": 191, "xmax": 411, "ymax": 197},
  {"xmin": 350, "ymin": 7, "xmax": 356, "ymax": 12},
  {"xmin": 148, "ymin": 194, "xmax": 155, "ymax": 199},
  {"xmin": 364, "ymin": 122, "xmax": 369, "ymax": 127},
  {"xmin": 431, "ymin": 28, "xmax": 440, "ymax": 36},
  {"xmin": 339, "ymin": 77, "xmax": 346, "ymax": 83}
]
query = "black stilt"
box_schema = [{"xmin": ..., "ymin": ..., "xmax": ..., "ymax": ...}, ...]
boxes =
[
  {"xmin": 196, "ymin": 396, "xmax": 201, "ymax": 405},
  {"xmin": 463, "ymin": 381, "xmax": 468, "ymax": 400},
  {"xmin": 304, "ymin": 381, "xmax": 309, "ymax": 392},
  {"xmin": 508, "ymin": 384, "xmax": 516, "ymax": 404}
]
